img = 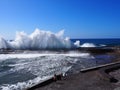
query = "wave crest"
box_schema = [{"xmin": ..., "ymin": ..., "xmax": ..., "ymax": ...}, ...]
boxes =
[{"xmin": 0, "ymin": 29, "xmax": 73, "ymax": 50}]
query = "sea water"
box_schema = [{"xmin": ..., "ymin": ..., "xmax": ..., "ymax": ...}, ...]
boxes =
[
  {"xmin": 0, "ymin": 29, "xmax": 119, "ymax": 90},
  {"xmin": 0, "ymin": 51, "xmax": 114, "ymax": 90},
  {"xmin": 0, "ymin": 52, "xmax": 94, "ymax": 90},
  {"xmin": 71, "ymin": 38, "xmax": 120, "ymax": 47}
]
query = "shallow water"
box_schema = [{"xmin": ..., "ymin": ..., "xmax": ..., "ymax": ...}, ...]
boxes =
[{"xmin": 0, "ymin": 51, "xmax": 114, "ymax": 90}]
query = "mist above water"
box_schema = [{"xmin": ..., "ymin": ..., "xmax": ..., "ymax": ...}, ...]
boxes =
[
  {"xmin": 0, "ymin": 29, "xmax": 74, "ymax": 50},
  {"xmin": 0, "ymin": 29, "xmax": 96, "ymax": 50}
]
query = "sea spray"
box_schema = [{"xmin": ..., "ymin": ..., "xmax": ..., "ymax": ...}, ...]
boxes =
[
  {"xmin": 0, "ymin": 29, "xmax": 73, "ymax": 50},
  {"xmin": 0, "ymin": 29, "xmax": 97, "ymax": 50},
  {"xmin": 0, "ymin": 37, "xmax": 8, "ymax": 49},
  {"xmin": 81, "ymin": 43, "xmax": 96, "ymax": 47},
  {"xmin": 74, "ymin": 40, "xmax": 96, "ymax": 47},
  {"xmin": 0, "ymin": 52, "xmax": 93, "ymax": 90},
  {"xmin": 74, "ymin": 40, "xmax": 80, "ymax": 47}
]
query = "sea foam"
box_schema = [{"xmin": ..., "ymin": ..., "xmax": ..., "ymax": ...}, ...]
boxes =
[
  {"xmin": 74, "ymin": 40, "xmax": 96, "ymax": 47},
  {"xmin": 81, "ymin": 43, "xmax": 96, "ymax": 47},
  {"xmin": 0, "ymin": 37, "xmax": 8, "ymax": 49},
  {"xmin": 0, "ymin": 52, "xmax": 93, "ymax": 90},
  {"xmin": 0, "ymin": 29, "xmax": 97, "ymax": 49},
  {"xmin": 0, "ymin": 29, "xmax": 73, "ymax": 50}
]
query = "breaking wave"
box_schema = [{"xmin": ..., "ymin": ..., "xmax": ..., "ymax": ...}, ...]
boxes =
[
  {"xmin": 74, "ymin": 40, "xmax": 96, "ymax": 47},
  {"xmin": 81, "ymin": 43, "xmax": 96, "ymax": 47},
  {"xmin": 0, "ymin": 37, "xmax": 8, "ymax": 49},
  {"xmin": 0, "ymin": 28, "xmax": 97, "ymax": 50},
  {"xmin": 0, "ymin": 29, "xmax": 74, "ymax": 50}
]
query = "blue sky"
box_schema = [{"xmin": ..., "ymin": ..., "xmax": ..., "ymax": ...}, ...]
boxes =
[{"xmin": 0, "ymin": 0, "xmax": 120, "ymax": 39}]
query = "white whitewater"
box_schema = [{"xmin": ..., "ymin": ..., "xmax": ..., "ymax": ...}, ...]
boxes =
[
  {"xmin": 0, "ymin": 29, "xmax": 98, "ymax": 90},
  {"xmin": 74, "ymin": 40, "xmax": 96, "ymax": 47},
  {"xmin": 0, "ymin": 29, "xmax": 73, "ymax": 50},
  {"xmin": 0, "ymin": 37, "xmax": 8, "ymax": 49},
  {"xmin": 0, "ymin": 52, "xmax": 95, "ymax": 90},
  {"xmin": 0, "ymin": 29, "xmax": 97, "ymax": 49},
  {"xmin": 81, "ymin": 43, "xmax": 96, "ymax": 47},
  {"xmin": 74, "ymin": 40, "xmax": 80, "ymax": 47}
]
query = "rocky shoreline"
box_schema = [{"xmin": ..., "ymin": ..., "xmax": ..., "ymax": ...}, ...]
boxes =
[
  {"xmin": 0, "ymin": 46, "xmax": 120, "ymax": 90},
  {"xmin": 26, "ymin": 46, "xmax": 120, "ymax": 90},
  {"xmin": 0, "ymin": 46, "xmax": 118, "ymax": 54}
]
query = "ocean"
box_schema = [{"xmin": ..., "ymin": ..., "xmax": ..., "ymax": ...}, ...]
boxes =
[
  {"xmin": 0, "ymin": 38, "xmax": 119, "ymax": 90},
  {"xmin": 0, "ymin": 29, "xmax": 120, "ymax": 90},
  {"xmin": 0, "ymin": 52, "xmax": 114, "ymax": 90},
  {"xmin": 71, "ymin": 38, "xmax": 120, "ymax": 46}
]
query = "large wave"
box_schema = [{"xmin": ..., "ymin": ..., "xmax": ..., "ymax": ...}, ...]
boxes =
[
  {"xmin": 74, "ymin": 40, "xmax": 96, "ymax": 48},
  {"xmin": 0, "ymin": 29, "xmax": 74, "ymax": 50},
  {"xmin": 0, "ymin": 37, "xmax": 8, "ymax": 49},
  {"xmin": 0, "ymin": 29, "xmax": 97, "ymax": 50}
]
